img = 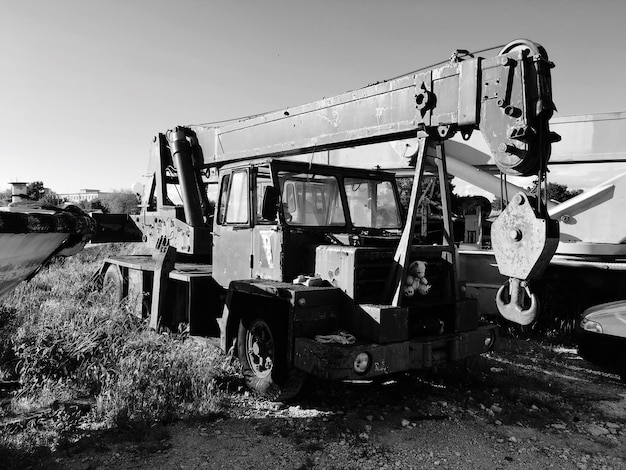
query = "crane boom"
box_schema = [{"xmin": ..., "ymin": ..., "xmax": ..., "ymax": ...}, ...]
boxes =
[{"xmin": 190, "ymin": 39, "xmax": 557, "ymax": 178}]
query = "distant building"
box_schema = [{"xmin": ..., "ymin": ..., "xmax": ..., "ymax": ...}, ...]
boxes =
[
  {"xmin": 58, "ymin": 189, "xmax": 112, "ymax": 203},
  {"xmin": 8, "ymin": 182, "xmax": 29, "ymax": 203}
]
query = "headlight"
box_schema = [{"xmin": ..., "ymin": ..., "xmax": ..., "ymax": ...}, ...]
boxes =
[
  {"xmin": 353, "ymin": 352, "xmax": 371, "ymax": 374},
  {"xmin": 484, "ymin": 330, "xmax": 496, "ymax": 349},
  {"xmin": 581, "ymin": 318, "xmax": 603, "ymax": 334}
]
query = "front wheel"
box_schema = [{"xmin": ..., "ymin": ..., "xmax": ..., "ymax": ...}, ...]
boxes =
[{"xmin": 237, "ymin": 318, "xmax": 305, "ymax": 401}]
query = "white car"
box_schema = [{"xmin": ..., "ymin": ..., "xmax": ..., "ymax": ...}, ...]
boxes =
[{"xmin": 576, "ymin": 300, "xmax": 626, "ymax": 383}]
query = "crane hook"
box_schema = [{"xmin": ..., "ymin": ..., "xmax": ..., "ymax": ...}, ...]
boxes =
[{"xmin": 496, "ymin": 278, "xmax": 539, "ymax": 326}]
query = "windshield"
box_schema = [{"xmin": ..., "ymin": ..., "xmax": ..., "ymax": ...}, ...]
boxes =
[
  {"xmin": 277, "ymin": 171, "xmax": 346, "ymax": 226},
  {"xmin": 276, "ymin": 170, "xmax": 401, "ymax": 229},
  {"xmin": 344, "ymin": 178, "xmax": 402, "ymax": 229}
]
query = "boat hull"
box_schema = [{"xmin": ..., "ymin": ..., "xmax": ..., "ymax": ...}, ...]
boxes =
[
  {"xmin": 0, "ymin": 232, "xmax": 71, "ymax": 297},
  {"xmin": 0, "ymin": 206, "xmax": 95, "ymax": 298}
]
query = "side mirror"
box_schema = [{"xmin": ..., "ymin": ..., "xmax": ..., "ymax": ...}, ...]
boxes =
[{"xmin": 261, "ymin": 186, "xmax": 280, "ymax": 221}]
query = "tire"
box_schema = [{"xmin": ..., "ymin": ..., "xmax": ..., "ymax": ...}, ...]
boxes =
[
  {"xmin": 102, "ymin": 264, "xmax": 124, "ymax": 303},
  {"xmin": 237, "ymin": 317, "xmax": 305, "ymax": 401}
]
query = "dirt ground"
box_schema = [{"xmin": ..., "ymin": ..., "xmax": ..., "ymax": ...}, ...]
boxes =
[{"xmin": 19, "ymin": 338, "xmax": 626, "ymax": 469}]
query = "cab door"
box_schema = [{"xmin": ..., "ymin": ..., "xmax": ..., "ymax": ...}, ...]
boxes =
[
  {"xmin": 251, "ymin": 165, "xmax": 283, "ymax": 281},
  {"xmin": 212, "ymin": 169, "xmax": 253, "ymax": 286}
]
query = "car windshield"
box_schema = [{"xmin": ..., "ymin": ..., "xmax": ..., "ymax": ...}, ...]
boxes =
[
  {"xmin": 344, "ymin": 177, "xmax": 402, "ymax": 229},
  {"xmin": 277, "ymin": 170, "xmax": 401, "ymax": 229}
]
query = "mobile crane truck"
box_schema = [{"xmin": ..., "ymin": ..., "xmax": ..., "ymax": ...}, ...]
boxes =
[{"xmin": 93, "ymin": 39, "xmax": 559, "ymax": 400}]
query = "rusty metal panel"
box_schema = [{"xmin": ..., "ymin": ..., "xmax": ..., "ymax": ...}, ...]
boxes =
[
  {"xmin": 194, "ymin": 75, "xmax": 419, "ymax": 165},
  {"xmin": 219, "ymin": 89, "xmax": 417, "ymax": 160},
  {"xmin": 91, "ymin": 213, "xmax": 143, "ymax": 243},
  {"xmin": 316, "ymin": 245, "xmax": 394, "ymax": 304},
  {"xmin": 252, "ymin": 225, "xmax": 283, "ymax": 281},
  {"xmin": 212, "ymin": 224, "xmax": 252, "ymax": 286},
  {"xmin": 354, "ymin": 304, "xmax": 408, "ymax": 343},
  {"xmin": 458, "ymin": 57, "xmax": 481, "ymax": 126},
  {"xmin": 293, "ymin": 323, "xmax": 497, "ymax": 380},
  {"xmin": 127, "ymin": 268, "xmax": 147, "ymax": 318},
  {"xmin": 293, "ymin": 337, "xmax": 411, "ymax": 380},
  {"xmin": 431, "ymin": 66, "xmax": 460, "ymax": 126}
]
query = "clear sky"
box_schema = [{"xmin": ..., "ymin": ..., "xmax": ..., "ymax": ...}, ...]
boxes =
[{"xmin": 2, "ymin": 0, "xmax": 626, "ymax": 194}]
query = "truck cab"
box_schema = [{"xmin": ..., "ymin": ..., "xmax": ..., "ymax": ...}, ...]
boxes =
[{"xmin": 212, "ymin": 159, "xmax": 403, "ymax": 287}]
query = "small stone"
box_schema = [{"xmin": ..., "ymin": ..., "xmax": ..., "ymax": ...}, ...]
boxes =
[
  {"xmin": 401, "ymin": 419, "xmax": 411, "ymax": 427},
  {"xmin": 551, "ymin": 423, "xmax": 567, "ymax": 430},
  {"xmin": 359, "ymin": 432, "xmax": 369, "ymax": 441},
  {"xmin": 587, "ymin": 424, "xmax": 609, "ymax": 437},
  {"xmin": 490, "ymin": 367, "xmax": 503, "ymax": 373},
  {"xmin": 508, "ymin": 436, "xmax": 518, "ymax": 443},
  {"xmin": 366, "ymin": 415, "xmax": 374, "ymax": 421},
  {"xmin": 495, "ymin": 420, "xmax": 503, "ymax": 426},
  {"xmin": 491, "ymin": 405, "xmax": 502, "ymax": 413},
  {"xmin": 530, "ymin": 404, "xmax": 539, "ymax": 411}
]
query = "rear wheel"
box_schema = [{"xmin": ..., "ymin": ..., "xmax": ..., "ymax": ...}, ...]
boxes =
[
  {"xmin": 102, "ymin": 264, "xmax": 124, "ymax": 302},
  {"xmin": 237, "ymin": 317, "xmax": 305, "ymax": 401}
]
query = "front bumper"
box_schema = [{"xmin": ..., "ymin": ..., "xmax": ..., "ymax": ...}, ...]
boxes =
[
  {"xmin": 575, "ymin": 327, "xmax": 626, "ymax": 368},
  {"xmin": 294, "ymin": 324, "xmax": 497, "ymax": 380}
]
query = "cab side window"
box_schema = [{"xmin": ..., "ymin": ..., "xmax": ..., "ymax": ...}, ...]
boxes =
[
  {"xmin": 217, "ymin": 170, "xmax": 250, "ymax": 225},
  {"xmin": 255, "ymin": 166, "xmax": 274, "ymax": 224},
  {"xmin": 217, "ymin": 174, "xmax": 230, "ymax": 225}
]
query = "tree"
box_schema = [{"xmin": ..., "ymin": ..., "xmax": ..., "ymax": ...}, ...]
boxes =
[
  {"xmin": 0, "ymin": 188, "xmax": 11, "ymax": 206},
  {"xmin": 79, "ymin": 198, "xmax": 107, "ymax": 213},
  {"xmin": 98, "ymin": 190, "xmax": 140, "ymax": 214},
  {"xmin": 22, "ymin": 181, "xmax": 63, "ymax": 206},
  {"xmin": 26, "ymin": 181, "xmax": 46, "ymax": 200},
  {"xmin": 493, "ymin": 181, "xmax": 582, "ymax": 211},
  {"xmin": 541, "ymin": 181, "xmax": 583, "ymax": 203}
]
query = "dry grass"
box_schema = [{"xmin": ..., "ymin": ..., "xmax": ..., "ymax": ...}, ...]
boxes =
[{"xmin": 0, "ymin": 243, "xmax": 241, "ymax": 457}]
